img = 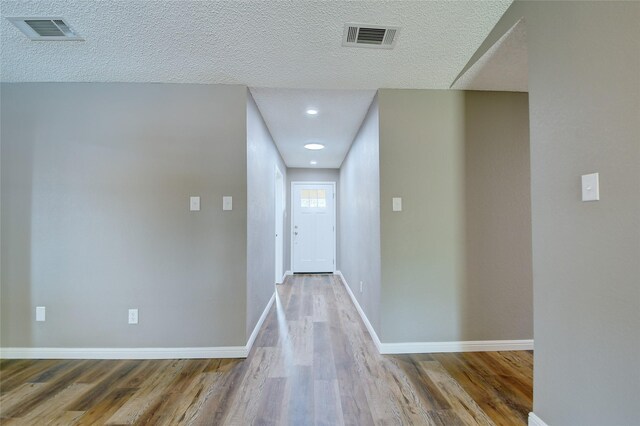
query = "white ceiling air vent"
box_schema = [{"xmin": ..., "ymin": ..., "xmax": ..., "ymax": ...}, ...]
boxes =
[
  {"xmin": 7, "ymin": 17, "xmax": 84, "ymax": 41},
  {"xmin": 342, "ymin": 23, "xmax": 399, "ymax": 49}
]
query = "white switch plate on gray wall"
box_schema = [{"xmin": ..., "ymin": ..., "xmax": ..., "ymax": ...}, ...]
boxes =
[
  {"xmin": 190, "ymin": 196, "xmax": 200, "ymax": 211},
  {"xmin": 581, "ymin": 173, "xmax": 600, "ymax": 201},
  {"xmin": 392, "ymin": 197, "xmax": 402, "ymax": 211},
  {"xmin": 223, "ymin": 196, "xmax": 233, "ymax": 211},
  {"xmin": 36, "ymin": 306, "xmax": 46, "ymax": 322}
]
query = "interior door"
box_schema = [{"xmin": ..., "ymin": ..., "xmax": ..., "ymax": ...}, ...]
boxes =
[
  {"xmin": 275, "ymin": 167, "xmax": 284, "ymax": 283},
  {"xmin": 292, "ymin": 183, "xmax": 335, "ymax": 273}
]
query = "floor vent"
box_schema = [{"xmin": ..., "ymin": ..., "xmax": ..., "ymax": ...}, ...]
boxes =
[
  {"xmin": 6, "ymin": 17, "xmax": 84, "ymax": 41},
  {"xmin": 342, "ymin": 23, "xmax": 399, "ymax": 49}
]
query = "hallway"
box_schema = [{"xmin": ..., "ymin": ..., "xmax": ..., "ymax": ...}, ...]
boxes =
[
  {"xmin": 224, "ymin": 274, "xmax": 532, "ymax": 425},
  {"xmin": 0, "ymin": 275, "xmax": 532, "ymax": 425}
]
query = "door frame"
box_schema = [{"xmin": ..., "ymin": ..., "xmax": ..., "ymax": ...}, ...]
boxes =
[
  {"xmin": 290, "ymin": 181, "xmax": 337, "ymax": 274},
  {"xmin": 275, "ymin": 165, "xmax": 285, "ymax": 284}
]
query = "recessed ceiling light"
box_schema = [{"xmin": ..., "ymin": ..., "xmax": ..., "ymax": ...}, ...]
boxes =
[
  {"xmin": 304, "ymin": 143, "xmax": 325, "ymax": 150},
  {"xmin": 310, "ymin": 161, "xmax": 317, "ymax": 165},
  {"xmin": 306, "ymin": 108, "xmax": 318, "ymax": 115}
]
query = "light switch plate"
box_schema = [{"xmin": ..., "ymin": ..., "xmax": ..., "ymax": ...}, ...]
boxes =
[
  {"xmin": 36, "ymin": 306, "xmax": 46, "ymax": 322},
  {"xmin": 223, "ymin": 196, "xmax": 233, "ymax": 211},
  {"xmin": 190, "ymin": 196, "xmax": 200, "ymax": 211},
  {"xmin": 392, "ymin": 197, "xmax": 402, "ymax": 212},
  {"xmin": 581, "ymin": 173, "xmax": 600, "ymax": 201}
]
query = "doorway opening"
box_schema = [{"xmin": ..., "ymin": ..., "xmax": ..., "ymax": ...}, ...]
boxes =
[{"xmin": 275, "ymin": 166, "xmax": 285, "ymax": 284}]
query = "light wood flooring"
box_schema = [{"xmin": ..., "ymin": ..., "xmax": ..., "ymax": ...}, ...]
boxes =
[{"xmin": 0, "ymin": 274, "xmax": 532, "ymax": 425}]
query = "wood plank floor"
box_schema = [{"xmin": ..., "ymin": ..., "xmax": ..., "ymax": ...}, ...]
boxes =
[{"xmin": 0, "ymin": 274, "xmax": 532, "ymax": 425}]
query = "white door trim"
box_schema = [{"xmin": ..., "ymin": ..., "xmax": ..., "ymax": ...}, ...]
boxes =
[
  {"xmin": 274, "ymin": 165, "xmax": 285, "ymax": 284},
  {"xmin": 290, "ymin": 181, "xmax": 336, "ymax": 274}
]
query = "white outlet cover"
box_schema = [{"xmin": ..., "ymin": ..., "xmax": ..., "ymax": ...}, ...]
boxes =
[
  {"xmin": 581, "ymin": 173, "xmax": 600, "ymax": 201},
  {"xmin": 190, "ymin": 196, "xmax": 200, "ymax": 211},
  {"xmin": 128, "ymin": 309, "xmax": 139, "ymax": 324}
]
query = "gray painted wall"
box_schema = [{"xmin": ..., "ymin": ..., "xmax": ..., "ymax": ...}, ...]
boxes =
[
  {"xmin": 463, "ymin": 2, "xmax": 640, "ymax": 423},
  {"xmin": 379, "ymin": 89, "xmax": 467, "ymax": 343},
  {"xmin": 338, "ymin": 96, "xmax": 381, "ymax": 333},
  {"xmin": 246, "ymin": 91, "xmax": 286, "ymax": 335},
  {"xmin": 1, "ymin": 83, "xmax": 248, "ymax": 347},
  {"xmin": 463, "ymin": 91, "xmax": 532, "ymax": 340},
  {"xmin": 522, "ymin": 2, "xmax": 638, "ymax": 424},
  {"xmin": 285, "ymin": 168, "xmax": 340, "ymax": 272},
  {"xmin": 378, "ymin": 89, "xmax": 532, "ymax": 343}
]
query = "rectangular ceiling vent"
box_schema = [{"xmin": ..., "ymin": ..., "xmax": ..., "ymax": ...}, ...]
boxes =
[
  {"xmin": 342, "ymin": 23, "xmax": 399, "ymax": 49},
  {"xmin": 6, "ymin": 17, "xmax": 84, "ymax": 41}
]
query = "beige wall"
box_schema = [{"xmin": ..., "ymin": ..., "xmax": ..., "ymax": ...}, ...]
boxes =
[
  {"xmin": 1, "ymin": 83, "xmax": 248, "ymax": 348},
  {"xmin": 378, "ymin": 89, "xmax": 532, "ymax": 343},
  {"xmin": 463, "ymin": 91, "xmax": 532, "ymax": 340}
]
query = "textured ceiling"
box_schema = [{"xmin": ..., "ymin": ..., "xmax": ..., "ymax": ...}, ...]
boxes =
[
  {"xmin": 2, "ymin": 1, "xmax": 513, "ymax": 169},
  {"xmin": 0, "ymin": 1, "xmax": 512, "ymax": 89},
  {"xmin": 250, "ymin": 88, "xmax": 376, "ymax": 168},
  {"xmin": 451, "ymin": 18, "xmax": 527, "ymax": 92}
]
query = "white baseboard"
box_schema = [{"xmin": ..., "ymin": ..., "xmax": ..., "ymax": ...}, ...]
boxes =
[
  {"xmin": 276, "ymin": 270, "xmax": 292, "ymax": 284},
  {"xmin": 1, "ymin": 291, "xmax": 277, "ymax": 360},
  {"xmin": 0, "ymin": 346, "xmax": 247, "ymax": 359},
  {"xmin": 379, "ymin": 339, "xmax": 533, "ymax": 354},
  {"xmin": 334, "ymin": 270, "xmax": 533, "ymax": 355},
  {"xmin": 528, "ymin": 412, "xmax": 549, "ymax": 426},
  {"xmin": 278, "ymin": 270, "xmax": 292, "ymax": 284},
  {"xmin": 335, "ymin": 271, "xmax": 383, "ymax": 353},
  {"xmin": 245, "ymin": 291, "xmax": 276, "ymax": 352}
]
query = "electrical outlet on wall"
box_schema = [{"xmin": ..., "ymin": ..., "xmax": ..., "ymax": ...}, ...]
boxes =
[
  {"xmin": 128, "ymin": 309, "xmax": 138, "ymax": 324},
  {"xmin": 359, "ymin": 281, "xmax": 363, "ymax": 293}
]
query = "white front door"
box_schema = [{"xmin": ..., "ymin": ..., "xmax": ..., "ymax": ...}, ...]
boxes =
[{"xmin": 292, "ymin": 182, "xmax": 335, "ymax": 273}]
